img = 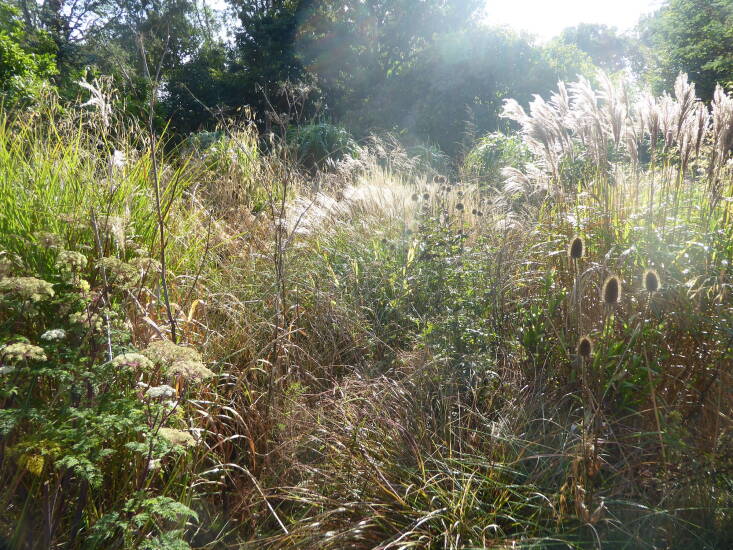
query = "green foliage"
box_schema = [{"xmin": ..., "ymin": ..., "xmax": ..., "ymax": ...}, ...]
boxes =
[
  {"xmin": 462, "ymin": 132, "xmax": 530, "ymax": 187},
  {"xmin": 287, "ymin": 122, "xmax": 358, "ymax": 170},
  {"xmin": 0, "ymin": 4, "xmax": 57, "ymax": 103},
  {"xmin": 558, "ymin": 23, "xmax": 640, "ymax": 73},
  {"xmin": 642, "ymin": 0, "xmax": 733, "ymax": 99}
]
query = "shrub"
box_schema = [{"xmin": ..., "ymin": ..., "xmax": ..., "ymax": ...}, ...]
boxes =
[
  {"xmin": 287, "ymin": 122, "xmax": 358, "ymax": 170},
  {"xmin": 461, "ymin": 131, "xmax": 530, "ymax": 188}
]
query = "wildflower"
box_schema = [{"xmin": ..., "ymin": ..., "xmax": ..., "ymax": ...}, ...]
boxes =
[
  {"xmin": 55, "ymin": 250, "xmax": 87, "ymax": 272},
  {"xmin": 41, "ymin": 329, "xmax": 66, "ymax": 342},
  {"xmin": 602, "ymin": 276, "xmax": 621, "ymax": 305},
  {"xmin": 34, "ymin": 232, "xmax": 63, "ymax": 249},
  {"xmin": 168, "ymin": 360, "xmax": 214, "ymax": 383},
  {"xmin": 0, "ymin": 277, "xmax": 54, "ymax": 302},
  {"xmin": 69, "ymin": 311, "xmax": 104, "ymax": 331},
  {"xmin": 577, "ymin": 336, "xmax": 593, "ymax": 360},
  {"xmin": 96, "ymin": 257, "xmax": 137, "ymax": 286},
  {"xmin": 145, "ymin": 385, "xmax": 176, "ymax": 400},
  {"xmin": 0, "ymin": 257, "xmax": 13, "ymax": 277},
  {"xmin": 142, "ymin": 339, "xmax": 202, "ymax": 368},
  {"xmin": 568, "ymin": 236, "xmax": 584, "ymax": 260},
  {"xmin": 0, "ymin": 366, "xmax": 16, "ymax": 375},
  {"xmin": 110, "ymin": 149, "xmax": 126, "ymax": 168},
  {"xmin": 75, "ymin": 279, "xmax": 91, "ymax": 294},
  {"xmin": 643, "ymin": 269, "xmax": 661, "ymax": 293},
  {"xmin": 158, "ymin": 427, "xmax": 195, "ymax": 447},
  {"xmin": 147, "ymin": 458, "xmax": 161, "ymax": 471},
  {"xmin": 112, "ymin": 353, "xmax": 154, "ymax": 371},
  {"xmin": 1, "ymin": 343, "xmax": 47, "ymax": 363}
]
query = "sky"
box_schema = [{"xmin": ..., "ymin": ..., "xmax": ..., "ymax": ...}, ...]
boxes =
[{"xmin": 482, "ymin": 0, "xmax": 665, "ymax": 42}]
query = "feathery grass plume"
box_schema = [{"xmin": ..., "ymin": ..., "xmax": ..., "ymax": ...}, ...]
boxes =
[
  {"xmin": 577, "ymin": 336, "xmax": 593, "ymax": 360},
  {"xmin": 568, "ymin": 236, "xmax": 585, "ymax": 260},
  {"xmin": 602, "ymin": 275, "xmax": 621, "ymax": 305},
  {"xmin": 643, "ymin": 269, "xmax": 660, "ymax": 293}
]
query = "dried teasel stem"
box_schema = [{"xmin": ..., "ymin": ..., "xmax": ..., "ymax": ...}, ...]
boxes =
[
  {"xmin": 602, "ymin": 275, "xmax": 621, "ymax": 306},
  {"xmin": 577, "ymin": 335, "xmax": 593, "ymax": 361},
  {"xmin": 568, "ymin": 236, "xmax": 585, "ymax": 260},
  {"xmin": 643, "ymin": 269, "xmax": 660, "ymax": 294}
]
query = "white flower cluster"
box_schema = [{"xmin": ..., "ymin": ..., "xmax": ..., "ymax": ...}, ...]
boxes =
[
  {"xmin": 145, "ymin": 384, "xmax": 176, "ymax": 400},
  {"xmin": 41, "ymin": 329, "xmax": 66, "ymax": 342}
]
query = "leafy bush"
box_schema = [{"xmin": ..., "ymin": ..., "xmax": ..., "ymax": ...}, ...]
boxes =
[
  {"xmin": 287, "ymin": 122, "xmax": 358, "ymax": 171},
  {"xmin": 461, "ymin": 132, "xmax": 530, "ymax": 187}
]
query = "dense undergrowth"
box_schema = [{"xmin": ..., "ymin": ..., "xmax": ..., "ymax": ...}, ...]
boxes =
[{"xmin": 1, "ymin": 74, "xmax": 732, "ymax": 549}]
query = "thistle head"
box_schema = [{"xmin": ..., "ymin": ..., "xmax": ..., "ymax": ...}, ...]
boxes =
[
  {"xmin": 602, "ymin": 275, "xmax": 621, "ymax": 305},
  {"xmin": 577, "ymin": 336, "xmax": 593, "ymax": 360},
  {"xmin": 643, "ymin": 269, "xmax": 660, "ymax": 293},
  {"xmin": 568, "ymin": 236, "xmax": 585, "ymax": 260}
]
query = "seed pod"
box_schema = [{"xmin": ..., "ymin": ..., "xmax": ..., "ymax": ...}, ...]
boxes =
[
  {"xmin": 568, "ymin": 236, "xmax": 584, "ymax": 260},
  {"xmin": 411, "ymin": 193, "xmax": 419, "ymax": 201},
  {"xmin": 643, "ymin": 269, "xmax": 660, "ymax": 293},
  {"xmin": 422, "ymin": 193, "xmax": 430, "ymax": 200},
  {"xmin": 456, "ymin": 203, "xmax": 464, "ymax": 211},
  {"xmin": 577, "ymin": 336, "xmax": 593, "ymax": 360},
  {"xmin": 602, "ymin": 276, "xmax": 621, "ymax": 305}
]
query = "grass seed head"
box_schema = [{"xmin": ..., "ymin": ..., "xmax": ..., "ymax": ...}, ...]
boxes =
[{"xmin": 602, "ymin": 275, "xmax": 621, "ymax": 305}]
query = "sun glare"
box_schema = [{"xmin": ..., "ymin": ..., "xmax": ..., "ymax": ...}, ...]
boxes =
[{"xmin": 483, "ymin": 0, "xmax": 664, "ymax": 41}]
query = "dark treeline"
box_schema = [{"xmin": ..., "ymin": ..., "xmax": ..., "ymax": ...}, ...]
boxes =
[{"xmin": 2, "ymin": 0, "xmax": 733, "ymax": 155}]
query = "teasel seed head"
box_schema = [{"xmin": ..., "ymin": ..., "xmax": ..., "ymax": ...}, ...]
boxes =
[
  {"xmin": 568, "ymin": 236, "xmax": 585, "ymax": 260},
  {"xmin": 643, "ymin": 269, "xmax": 660, "ymax": 293},
  {"xmin": 602, "ymin": 275, "xmax": 621, "ymax": 305},
  {"xmin": 577, "ymin": 335, "xmax": 593, "ymax": 360}
]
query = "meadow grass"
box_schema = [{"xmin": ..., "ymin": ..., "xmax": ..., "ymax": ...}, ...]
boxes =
[{"xmin": 1, "ymin": 75, "xmax": 732, "ymax": 549}]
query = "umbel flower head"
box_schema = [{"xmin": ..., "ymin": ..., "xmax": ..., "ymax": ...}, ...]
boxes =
[
  {"xmin": 41, "ymin": 329, "xmax": 66, "ymax": 342},
  {"xmin": 643, "ymin": 269, "xmax": 661, "ymax": 293},
  {"xmin": 168, "ymin": 360, "xmax": 215, "ymax": 383},
  {"xmin": 142, "ymin": 339, "xmax": 202, "ymax": 367},
  {"xmin": 112, "ymin": 353, "xmax": 154, "ymax": 371},
  {"xmin": 145, "ymin": 384, "xmax": 176, "ymax": 400},
  {"xmin": 0, "ymin": 277, "xmax": 54, "ymax": 302},
  {"xmin": 568, "ymin": 236, "xmax": 584, "ymax": 260},
  {"xmin": 55, "ymin": 250, "xmax": 87, "ymax": 272},
  {"xmin": 602, "ymin": 275, "xmax": 621, "ymax": 305},
  {"xmin": 158, "ymin": 427, "xmax": 195, "ymax": 448},
  {"xmin": 1, "ymin": 343, "xmax": 47, "ymax": 363},
  {"xmin": 577, "ymin": 336, "xmax": 593, "ymax": 360}
]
